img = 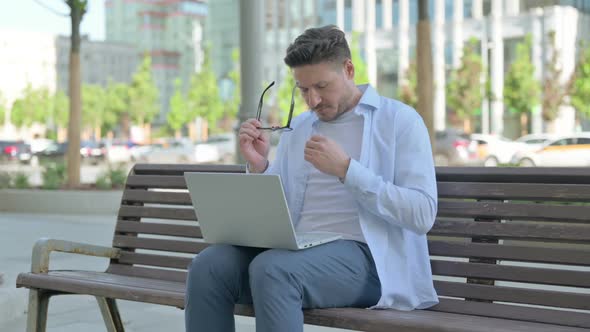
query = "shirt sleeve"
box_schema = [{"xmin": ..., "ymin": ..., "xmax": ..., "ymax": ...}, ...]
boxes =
[{"xmin": 343, "ymin": 116, "xmax": 438, "ymax": 235}]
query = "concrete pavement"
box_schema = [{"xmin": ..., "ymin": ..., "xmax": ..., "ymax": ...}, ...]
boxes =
[{"xmin": 0, "ymin": 212, "xmax": 354, "ymax": 332}]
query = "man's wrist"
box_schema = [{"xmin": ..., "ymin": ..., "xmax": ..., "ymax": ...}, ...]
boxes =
[
  {"xmin": 248, "ymin": 159, "xmax": 269, "ymax": 173},
  {"xmin": 338, "ymin": 157, "xmax": 351, "ymax": 181}
]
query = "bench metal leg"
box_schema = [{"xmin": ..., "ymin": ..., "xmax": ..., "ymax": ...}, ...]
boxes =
[
  {"xmin": 26, "ymin": 289, "xmax": 50, "ymax": 332},
  {"xmin": 96, "ymin": 297, "xmax": 125, "ymax": 332}
]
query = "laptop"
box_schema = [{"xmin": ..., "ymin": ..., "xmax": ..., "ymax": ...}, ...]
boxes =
[{"xmin": 184, "ymin": 172, "xmax": 341, "ymax": 250}]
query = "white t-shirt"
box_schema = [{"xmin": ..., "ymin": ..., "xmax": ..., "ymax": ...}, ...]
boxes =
[{"xmin": 296, "ymin": 108, "xmax": 366, "ymax": 243}]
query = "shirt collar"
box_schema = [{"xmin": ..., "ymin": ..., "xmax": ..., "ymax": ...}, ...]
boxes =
[{"xmin": 356, "ymin": 84, "xmax": 380, "ymax": 111}]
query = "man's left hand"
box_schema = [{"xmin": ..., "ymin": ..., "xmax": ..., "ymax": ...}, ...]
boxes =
[{"xmin": 304, "ymin": 135, "xmax": 350, "ymax": 179}]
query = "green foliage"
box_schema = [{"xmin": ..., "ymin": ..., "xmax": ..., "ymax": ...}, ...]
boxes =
[
  {"xmin": 13, "ymin": 172, "xmax": 30, "ymax": 189},
  {"xmin": 128, "ymin": 55, "xmax": 160, "ymax": 125},
  {"xmin": 95, "ymin": 166, "xmax": 127, "ymax": 189},
  {"xmin": 0, "ymin": 92, "xmax": 6, "ymax": 126},
  {"xmin": 542, "ymin": 31, "xmax": 569, "ymax": 121},
  {"xmin": 10, "ymin": 84, "xmax": 52, "ymax": 127},
  {"xmin": 446, "ymin": 39, "xmax": 484, "ymax": 122},
  {"xmin": 504, "ymin": 35, "xmax": 540, "ymax": 116},
  {"xmin": 42, "ymin": 163, "xmax": 66, "ymax": 190},
  {"xmin": 571, "ymin": 43, "xmax": 590, "ymax": 118},
  {"xmin": 167, "ymin": 79, "xmax": 188, "ymax": 132},
  {"xmin": 224, "ymin": 48, "xmax": 241, "ymax": 121},
  {"xmin": 0, "ymin": 172, "xmax": 12, "ymax": 189},
  {"xmin": 83, "ymin": 84, "xmax": 116, "ymax": 136},
  {"xmin": 350, "ymin": 33, "xmax": 369, "ymax": 85},
  {"xmin": 187, "ymin": 46, "xmax": 223, "ymax": 133},
  {"xmin": 52, "ymin": 91, "xmax": 70, "ymax": 128},
  {"xmin": 278, "ymin": 71, "xmax": 307, "ymax": 123},
  {"xmin": 104, "ymin": 81, "xmax": 129, "ymax": 133},
  {"xmin": 398, "ymin": 60, "xmax": 418, "ymax": 108}
]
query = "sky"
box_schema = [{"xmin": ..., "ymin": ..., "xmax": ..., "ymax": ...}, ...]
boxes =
[{"xmin": 0, "ymin": 0, "xmax": 105, "ymax": 40}]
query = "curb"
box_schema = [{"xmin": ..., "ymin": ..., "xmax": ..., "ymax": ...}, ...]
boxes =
[{"xmin": 0, "ymin": 189, "xmax": 123, "ymax": 215}]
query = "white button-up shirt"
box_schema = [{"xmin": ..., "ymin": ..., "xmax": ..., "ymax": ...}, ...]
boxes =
[{"xmin": 264, "ymin": 84, "xmax": 439, "ymax": 310}]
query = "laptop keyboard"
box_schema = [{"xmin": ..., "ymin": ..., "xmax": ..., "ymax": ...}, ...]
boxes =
[{"xmin": 296, "ymin": 232, "xmax": 334, "ymax": 245}]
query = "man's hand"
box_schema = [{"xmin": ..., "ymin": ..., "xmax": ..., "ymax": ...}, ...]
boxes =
[
  {"xmin": 239, "ymin": 119, "xmax": 270, "ymax": 172},
  {"xmin": 304, "ymin": 135, "xmax": 350, "ymax": 178}
]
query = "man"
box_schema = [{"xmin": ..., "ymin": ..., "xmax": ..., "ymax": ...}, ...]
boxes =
[{"xmin": 185, "ymin": 25, "xmax": 438, "ymax": 332}]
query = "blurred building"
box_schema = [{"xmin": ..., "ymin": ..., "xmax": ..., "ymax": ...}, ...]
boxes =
[
  {"xmin": 208, "ymin": 0, "xmax": 590, "ymax": 137},
  {"xmin": 105, "ymin": 0, "xmax": 208, "ymax": 124},
  {"xmin": 0, "ymin": 31, "xmax": 137, "ymax": 139},
  {"xmin": 56, "ymin": 35, "xmax": 137, "ymax": 94}
]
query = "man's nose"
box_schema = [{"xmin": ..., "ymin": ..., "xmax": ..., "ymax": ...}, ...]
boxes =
[{"xmin": 307, "ymin": 89, "xmax": 322, "ymax": 108}]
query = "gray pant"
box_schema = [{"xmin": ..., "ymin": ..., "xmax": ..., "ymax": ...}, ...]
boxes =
[{"xmin": 184, "ymin": 240, "xmax": 381, "ymax": 332}]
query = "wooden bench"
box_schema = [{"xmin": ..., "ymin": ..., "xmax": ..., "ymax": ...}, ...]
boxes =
[{"xmin": 17, "ymin": 164, "xmax": 590, "ymax": 332}]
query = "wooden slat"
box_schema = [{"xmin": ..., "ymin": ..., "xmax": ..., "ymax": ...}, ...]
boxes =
[
  {"xmin": 431, "ymin": 297, "xmax": 590, "ymax": 329},
  {"xmin": 118, "ymin": 251, "xmax": 193, "ymax": 270},
  {"xmin": 430, "ymin": 219, "xmax": 590, "ymax": 242},
  {"xmin": 436, "ymin": 167, "xmax": 590, "ymax": 184},
  {"xmin": 126, "ymin": 175, "xmax": 187, "ymax": 189},
  {"xmin": 122, "ymin": 189, "xmax": 192, "ymax": 205},
  {"xmin": 115, "ymin": 220, "xmax": 202, "ymax": 238},
  {"xmin": 431, "ymin": 260, "xmax": 590, "ymax": 288},
  {"xmin": 434, "ymin": 280, "xmax": 590, "ymax": 310},
  {"xmin": 428, "ymin": 240, "xmax": 590, "ymax": 266},
  {"xmin": 118, "ymin": 206, "xmax": 197, "ymax": 221},
  {"xmin": 112, "ymin": 235, "xmax": 208, "ymax": 254},
  {"xmin": 437, "ymin": 200, "xmax": 590, "ymax": 223},
  {"xmin": 17, "ymin": 271, "xmax": 185, "ymax": 308},
  {"xmin": 437, "ymin": 182, "xmax": 590, "ymax": 202},
  {"xmin": 107, "ymin": 264, "xmax": 188, "ymax": 283},
  {"xmin": 132, "ymin": 163, "xmax": 246, "ymax": 176}
]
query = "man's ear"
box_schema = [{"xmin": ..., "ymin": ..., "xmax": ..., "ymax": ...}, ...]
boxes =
[{"xmin": 344, "ymin": 59, "xmax": 355, "ymax": 80}]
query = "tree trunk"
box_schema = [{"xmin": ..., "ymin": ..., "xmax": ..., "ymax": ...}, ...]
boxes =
[
  {"xmin": 143, "ymin": 123, "xmax": 151, "ymax": 144},
  {"xmin": 463, "ymin": 118, "xmax": 472, "ymax": 134},
  {"xmin": 66, "ymin": 3, "xmax": 84, "ymax": 188},
  {"xmin": 120, "ymin": 112, "xmax": 130, "ymax": 140},
  {"xmin": 520, "ymin": 113, "xmax": 528, "ymax": 137},
  {"xmin": 417, "ymin": 0, "xmax": 435, "ymax": 149},
  {"xmin": 94, "ymin": 126, "xmax": 102, "ymax": 141}
]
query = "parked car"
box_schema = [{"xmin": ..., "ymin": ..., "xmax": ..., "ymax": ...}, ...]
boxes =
[
  {"xmin": 511, "ymin": 133, "xmax": 590, "ymax": 167},
  {"xmin": 139, "ymin": 138, "xmax": 219, "ymax": 164},
  {"xmin": 0, "ymin": 140, "xmax": 32, "ymax": 164},
  {"xmin": 34, "ymin": 140, "xmax": 104, "ymax": 165},
  {"xmin": 434, "ymin": 129, "xmax": 478, "ymax": 166},
  {"xmin": 470, "ymin": 134, "xmax": 529, "ymax": 166},
  {"xmin": 515, "ymin": 133, "xmax": 557, "ymax": 150},
  {"xmin": 99, "ymin": 139, "xmax": 132, "ymax": 164}
]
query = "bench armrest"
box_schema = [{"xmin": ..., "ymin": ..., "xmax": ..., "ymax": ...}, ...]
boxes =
[{"xmin": 31, "ymin": 238, "xmax": 121, "ymax": 273}]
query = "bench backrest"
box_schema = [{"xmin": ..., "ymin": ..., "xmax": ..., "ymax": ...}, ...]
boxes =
[{"xmin": 108, "ymin": 164, "xmax": 590, "ymax": 329}]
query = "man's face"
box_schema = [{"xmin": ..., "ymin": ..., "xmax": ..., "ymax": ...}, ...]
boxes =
[{"xmin": 292, "ymin": 60, "xmax": 356, "ymax": 122}]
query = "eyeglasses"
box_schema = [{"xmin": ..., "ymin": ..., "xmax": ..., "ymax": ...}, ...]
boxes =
[{"xmin": 255, "ymin": 81, "xmax": 295, "ymax": 132}]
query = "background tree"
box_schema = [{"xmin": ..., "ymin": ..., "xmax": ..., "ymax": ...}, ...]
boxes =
[
  {"xmin": 104, "ymin": 81, "xmax": 129, "ymax": 137},
  {"xmin": 82, "ymin": 84, "xmax": 110, "ymax": 140},
  {"xmin": 187, "ymin": 47, "xmax": 223, "ymax": 136},
  {"xmin": 417, "ymin": 0, "xmax": 435, "ymax": 146},
  {"xmin": 128, "ymin": 55, "xmax": 159, "ymax": 141},
  {"xmin": 542, "ymin": 31, "xmax": 571, "ymax": 128},
  {"xmin": 398, "ymin": 60, "xmax": 418, "ymax": 109},
  {"xmin": 0, "ymin": 92, "xmax": 6, "ymax": 126},
  {"xmin": 10, "ymin": 84, "xmax": 50, "ymax": 127},
  {"xmin": 168, "ymin": 79, "xmax": 188, "ymax": 138},
  {"xmin": 571, "ymin": 43, "xmax": 590, "ymax": 121},
  {"xmin": 51, "ymin": 91, "xmax": 70, "ymax": 140},
  {"xmin": 446, "ymin": 38, "xmax": 484, "ymax": 133},
  {"xmin": 221, "ymin": 49, "xmax": 241, "ymax": 131},
  {"xmin": 503, "ymin": 35, "xmax": 540, "ymax": 136},
  {"xmin": 65, "ymin": 0, "xmax": 87, "ymax": 187},
  {"xmin": 350, "ymin": 32, "xmax": 370, "ymax": 85}
]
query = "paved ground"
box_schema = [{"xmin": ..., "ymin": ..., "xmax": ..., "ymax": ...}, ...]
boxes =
[{"xmin": 0, "ymin": 212, "xmax": 354, "ymax": 332}]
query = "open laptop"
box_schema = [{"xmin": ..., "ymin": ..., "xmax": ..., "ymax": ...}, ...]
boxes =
[{"xmin": 184, "ymin": 172, "xmax": 341, "ymax": 250}]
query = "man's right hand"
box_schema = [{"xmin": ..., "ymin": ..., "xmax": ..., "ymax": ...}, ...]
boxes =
[{"xmin": 239, "ymin": 119, "xmax": 270, "ymax": 173}]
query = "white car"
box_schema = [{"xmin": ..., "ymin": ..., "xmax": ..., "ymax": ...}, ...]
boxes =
[
  {"xmin": 470, "ymin": 134, "xmax": 528, "ymax": 167},
  {"xmin": 203, "ymin": 133, "xmax": 236, "ymax": 163},
  {"xmin": 515, "ymin": 133, "xmax": 557, "ymax": 150},
  {"xmin": 140, "ymin": 139, "xmax": 219, "ymax": 164},
  {"xmin": 511, "ymin": 133, "xmax": 590, "ymax": 167}
]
